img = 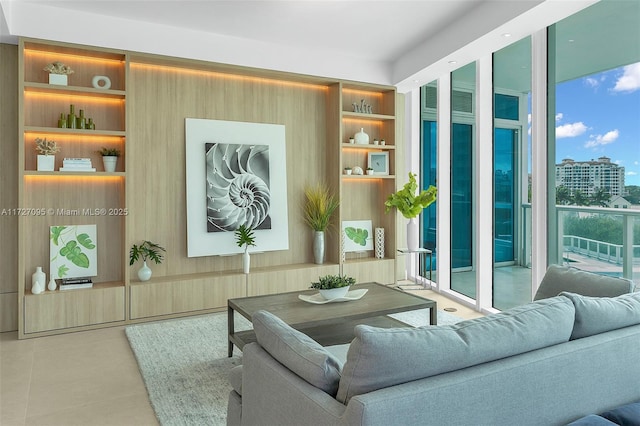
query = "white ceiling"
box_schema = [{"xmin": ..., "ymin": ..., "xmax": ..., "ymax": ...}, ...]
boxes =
[{"xmin": 0, "ymin": 0, "xmax": 597, "ymax": 92}]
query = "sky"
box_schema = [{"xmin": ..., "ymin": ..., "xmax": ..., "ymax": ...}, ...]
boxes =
[{"xmin": 554, "ymin": 62, "xmax": 640, "ymax": 187}]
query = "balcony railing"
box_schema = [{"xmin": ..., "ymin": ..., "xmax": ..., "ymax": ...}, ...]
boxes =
[{"xmin": 521, "ymin": 204, "xmax": 639, "ymax": 285}]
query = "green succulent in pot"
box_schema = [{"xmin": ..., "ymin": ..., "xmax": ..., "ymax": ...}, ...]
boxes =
[{"xmin": 310, "ymin": 274, "xmax": 356, "ymax": 290}]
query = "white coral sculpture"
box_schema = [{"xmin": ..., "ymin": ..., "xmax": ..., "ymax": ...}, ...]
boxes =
[
  {"xmin": 43, "ymin": 61, "xmax": 75, "ymax": 75},
  {"xmin": 35, "ymin": 137, "xmax": 60, "ymax": 155}
]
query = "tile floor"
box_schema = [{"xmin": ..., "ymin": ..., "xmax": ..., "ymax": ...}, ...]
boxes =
[{"xmin": 0, "ymin": 289, "xmax": 481, "ymax": 426}]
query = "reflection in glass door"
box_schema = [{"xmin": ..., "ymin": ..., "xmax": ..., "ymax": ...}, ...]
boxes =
[
  {"xmin": 494, "ymin": 128, "xmax": 516, "ymax": 264},
  {"xmin": 451, "ymin": 122, "xmax": 475, "ymax": 299}
]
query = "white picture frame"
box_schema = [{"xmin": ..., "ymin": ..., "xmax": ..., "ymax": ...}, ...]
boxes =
[
  {"xmin": 185, "ymin": 118, "xmax": 289, "ymax": 257},
  {"xmin": 342, "ymin": 220, "xmax": 373, "ymax": 252},
  {"xmin": 368, "ymin": 152, "xmax": 389, "ymax": 175}
]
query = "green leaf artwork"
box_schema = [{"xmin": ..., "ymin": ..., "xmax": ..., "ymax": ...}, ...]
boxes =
[
  {"xmin": 59, "ymin": 240, "xmax": 90, "ymax": 268},
  {"xmin": 50, "ymin": 224, "xmax": 98, "ymax": 279},
  {"xmin": 50, "ymin": 226, "xmax": 67, "ymax": 246},
  {"xmin": 57, "ymin": 264, "xmax": 70, "ymax": 278},
  {"xmin": 345, "ymin": 227, "xmax": 369, "ymax": 246},
  {"xmin": 77, "ymin": 233, "xmax": 96, "ymax": 249}
]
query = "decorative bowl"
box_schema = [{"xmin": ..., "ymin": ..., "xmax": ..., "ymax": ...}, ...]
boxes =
[{"xmin": 318, "ymin": 286, "xmax": 350, "ymax": 300}]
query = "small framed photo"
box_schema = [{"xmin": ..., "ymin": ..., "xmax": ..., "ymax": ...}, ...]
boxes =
[{"xmin": 368, "ymin": 152, "xmax": 389, "ymax": 175}]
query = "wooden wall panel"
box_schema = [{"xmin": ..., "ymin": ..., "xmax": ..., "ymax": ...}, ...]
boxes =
[
  {"xmin": 0, "ymin": 44, "xmax": 19, "ymax": 332},
  {"xmin": 247, "ymin": 263, "xmax": 340, "ymax": 297},
  {"xmin": 127, "ymin": 63, "xmax": 330, "ymax": 278}
]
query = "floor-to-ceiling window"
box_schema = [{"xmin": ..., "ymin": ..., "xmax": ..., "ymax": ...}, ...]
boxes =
[
  {"xmin": 549, "ymin": 0, "xmax": 640, "ymax": 287},
  {"xmin": 421, "ymin": 82, "xmax": 438, "ymax": 282},
  {"xmin": 493, "ymin": 36, "xmax": 533, "ymax": 310},
  {"xmin": 451, "ymin": 62, "xmax": 477, "ymax": 299}
]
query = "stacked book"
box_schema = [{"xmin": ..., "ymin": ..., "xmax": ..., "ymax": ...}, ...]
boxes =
[
  {"xmin": 59, "ymin": 277, "xmax": 93, "ymax": 290},
  {"xmin": 60, "ymin": 158, "xmax": 96, "ymax": 172}
]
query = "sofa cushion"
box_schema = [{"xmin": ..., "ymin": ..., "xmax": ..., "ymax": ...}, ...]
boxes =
[
  {"xmin": 252, "ymin": 310, "xmax": 342, "ymax": 396},
  {"xmin": 600, "ymin": 402, "xmax": 640, "ymax": 425},
  {"xmin": 228, "ymin": 365, "xmax": 243, "ymax": 395},
  {"xmin": 534, "ymin": 265, "xmax": 633, "ymax": 301},
  {"xmin": 336, "ymin": 296, "xmax": 575, "ymax": 403},
  {"xmin": 560, "ymin": 291, "xmax": 640, "ymax": 339}
]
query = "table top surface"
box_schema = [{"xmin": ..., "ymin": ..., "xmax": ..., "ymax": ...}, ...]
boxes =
[{"xmin": 228, "ymin": 282, "xmax": 435, "ymax": 328}]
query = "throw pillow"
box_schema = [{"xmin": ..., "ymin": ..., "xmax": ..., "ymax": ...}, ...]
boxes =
[
  {"xmin": 336, "ymin": 296, "xmax": 575, "ymax": 403},
  {"xmin": 600, "ymin": 402, "xmax": 640, "ymax": 426},
  {"xmin": 252, "ymin": 310, "xmax": 342, "ymax": 396},
  {"xmin": 560, "ymin": 291, "xmax": 640, "ymax": 339},
  {"xmin": 534, "ymin": 265, "xmax": 633, "ymax": 300}
]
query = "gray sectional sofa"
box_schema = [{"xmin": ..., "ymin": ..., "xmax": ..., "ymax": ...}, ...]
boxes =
[{"xmin": 227, "ymin": 270, "xmax": 640, "ymax": 426}]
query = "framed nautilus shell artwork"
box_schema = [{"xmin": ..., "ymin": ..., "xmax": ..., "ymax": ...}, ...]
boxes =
[{"xmin": 185, "ymin": 118, "xmax": 289, "ymax": 257}]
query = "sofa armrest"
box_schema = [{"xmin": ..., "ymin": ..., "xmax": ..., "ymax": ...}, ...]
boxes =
[{"xmin": 241, "ymin": 343, "xmax": 348, "ymax": 426}]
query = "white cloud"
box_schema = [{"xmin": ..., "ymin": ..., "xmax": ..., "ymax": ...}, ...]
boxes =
[
  {"xmin": 584, "ymin": 77, "xmax": 599, "ymax": 88},
  {"xmin": 628, "ymin": 171, "xmax": 638, "ymax": 176},
  {"xmin": 612, "ymin": 62, "xmax": 640, "ymax": 93},
  {"xmin": 584, "ymin": 129, "xmax": 619, "ymax": 148},
  {"xmin": 556, "ymin": 122, "xmax": 587, "ymax": 138},
  {"xmin": 555, "ymin": 113, "xmax": 563, "ymax": 122},
  {"xmin": 615, "ymin": 159, "xmax": 622, "ymax": 165},
  {"xmin": 635, "ymin": 161, "xmax": 639, "ymax": 166}
]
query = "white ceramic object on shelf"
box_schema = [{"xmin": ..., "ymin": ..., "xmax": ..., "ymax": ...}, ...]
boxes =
[
  {"xmin": 102, "ymin": 156, "xmax": 118, "ymax": 172},
  {"xmin": 313, "ymin": 231, "xmax": 325, "ymax": 265},
  {"xmin": 31, "ymin": 267, "xmax": 45, "ymax": 294},
  {"xmin": 48, "ymin": 74, "xmax": 67, "ymax": 86},
  {"xmin": 138, "ymin": 261, "xmax": 152, "ymax": 281},
  {"xmin": 353, "ymin": 166, "xmax": 363, "ymax": 175},
  {"xmin": 243, "ymin": 250, "xmax": 251, "ymax": 274},
  {"xmin": 92, "ymin": 75, "xmax": 112, "ymax": 90},
  {"xmin": 48, "ymin": 277, "xmax": 57, "ymax": 291},
  {"xmin": 354, "ymin": 128, "xmax": 369, "ymax": 144},
  {"xmin": 344, "ymin": 168, "xmax": 352, "ymax": 175},
  {"xmin": 366, "ymin": 169, "xmax": 374, "ymax": 175},
  {"xmin": 37, "ymin": 155, "xmax": 55, "ymax": 171}
]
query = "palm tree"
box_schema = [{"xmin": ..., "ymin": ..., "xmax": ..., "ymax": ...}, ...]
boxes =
[
  {"xmin": 556, "ymin": 185, "xmax": 572, "ymax": 205},
  {"xmin": 590, "ymin": 188, "xmax": 611, "ymax": 207},
  {"xmin": 572, "ymin": 190, "xmax": 590, "ymax": 206}
]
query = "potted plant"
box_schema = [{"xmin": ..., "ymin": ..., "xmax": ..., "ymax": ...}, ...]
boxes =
[
  {"xmin": 366, "ymin": 167, "xmax": 374, "ymax": 175},
  {"xmin": 310, "ymin": 274, "xmax": 356, "ymax": 300},
  {"xmin": 235, "ymin": 224, "xmax": 256, "ymax": 274},
  {"xmin": 385, "ymin": 172, "xmax": 437, "ymax": 251},
  {"xmin": 43, "ymin": 61, "xmax": 74, "ymax": 86},
  {"xmin": 344, "ymin": 167, "xmax": 352, "ymax": 175},
  {"xmin": 35, "ymin": 137, "xmax": 60, "ymax": 171},
  {"xmin": 303, "ymin": 183, "xmax": 339, "ymax": 265},
  {"xmin": 129, "ymin": 240, "xmax": 166, "ymax": 281},
  {"xmin": 96, "ymin": 147, "xmax": 121, "ymax": 172}
]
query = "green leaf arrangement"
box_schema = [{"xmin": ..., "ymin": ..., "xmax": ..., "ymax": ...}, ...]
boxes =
[
  {"xmin": 310, "ymin": 274, "xmax": 356, "ymax": 290},
  {"xmin": 384, "ymin": 172, "xmax": 437, "ymax": 219},
  {"xmin": 50, "ymin": 226, "xmax": 96, "ymax": 277},
  {"xmin": 129, "ymin": 240, "xmax": 166, "ymax": 265},
  {"xmin": 235, "ymin": 225, "xmax": 256, "ymax": 252},
  {"xmin": 303, "ymin": 183, "xmax": 340, "ymax": 232},
  {"xmin": 345, "ymin": 227, "xmax": 369, "ymax": 246}
]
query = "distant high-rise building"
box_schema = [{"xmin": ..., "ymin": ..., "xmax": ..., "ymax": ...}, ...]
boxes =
[{"xmin": 555, "ymin": 157, "xmax": 625, "ymax": 196}]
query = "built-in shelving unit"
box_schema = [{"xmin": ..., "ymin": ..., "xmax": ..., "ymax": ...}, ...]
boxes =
[
  {"xmin": 18, "ymin": 38, "xmax": 128, "ymax": 338},
  {"xmin": 14, "ymin": 38, "xmax": 400, "ymax": 338}
]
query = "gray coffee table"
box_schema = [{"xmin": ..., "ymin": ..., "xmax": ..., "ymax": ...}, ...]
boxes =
[{"xmin": 227, "ymin": 282, "xmax": 437, "ymax": 356}]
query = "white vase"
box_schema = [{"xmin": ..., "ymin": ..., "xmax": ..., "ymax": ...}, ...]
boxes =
[
  {"xmin": 319, "ymin": 286, "xmax": 350, "ymax": 300},
  {"xmin": 407, "ymin": 218, "xmax": 419, "ymax": 251},
  {"xmin": 48, "ymin": 277, "xmax": 57, "ymax": 291},
  {"xmin": 138, "ymin": 261, "xmax": 152, "ymax": 281},
  {"xmin": 102, "ymin": 156, "xmax": 118, "ymax": 172},
  {"xmin": 31, "ymin": 266, "xmax": 45, "ymax": 295},
  {"xmin": 354, "ymin": 128, "xmax": 369, "ymax": 144},
  {"xmin": 313, "ymin": 231, "xmax": 325, "ymax": 265},
  {"xmin": 37, "ymin": 155, "xmax": 55, "ymax": 171},
  {"xmin": 243, "ymin": 250, "xmax": 250, "ymax": 274}
]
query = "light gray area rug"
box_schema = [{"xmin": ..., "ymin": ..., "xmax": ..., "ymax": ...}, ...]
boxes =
[{"xmin": 126, "ymin": 308, "xmax": 462, "ymax": 426}]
